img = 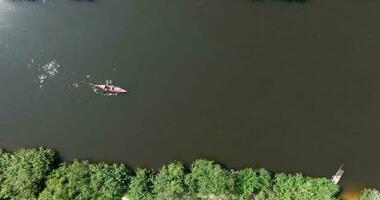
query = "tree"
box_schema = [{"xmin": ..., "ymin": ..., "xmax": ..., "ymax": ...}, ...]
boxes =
[
  {"xmin": 127, "ymin": 168, "xmax": 154, "ymax": 200},
  {"xmin": 185, "ymin": 159, "xmax": 235, "ymax": 198},
  {"xmin": 307, "ymin": 177, "xmax": 340, "ymax": 200},
  {"xmin": 0, "ymin": 149, "xmax": 10, "ymax": 186},
  {"xmin": 360, "ymin": 189, "xmax": 380, "ymax": 200},
  {"xmin": 0, "ymin": 147, "xmax": 55, "ymax": 200},
  {"xmin": 272, "ymin": 173, "xmax": 339, "ymax": 200},
  {"xmin": 40, "ymin": 161, "xmax": 131, "ymax": 200},
  {"xmin": 152, "ymin": 161, "xmax": 185, "ymax": 199},
  {"xmin": 39, "ymin": 160, "xmax": 92, "ymax": 200},
  {"xmin": 234, "ymin": 168, "xmax": 271, "ymax": 199},
  {"xmin": 89, "ymin": 162, "xmax": 131, "ymax": 200}
]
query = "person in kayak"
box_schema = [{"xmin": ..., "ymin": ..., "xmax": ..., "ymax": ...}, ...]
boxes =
[
  {"xmin": 106, "ymin": 80, "xmax": 113, "ymax": 86},
  {"xmin": 104, "ymin": 85, "xmax": 111, "ymax": 91},
  {"xmin": 104, "ymin": 80, "xmax": 112, "ymax": 91}
]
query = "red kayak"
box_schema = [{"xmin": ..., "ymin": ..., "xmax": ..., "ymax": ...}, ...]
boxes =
[{"xmin": 93, "ymin": 84, "xmax": 128, "ymax": 93}]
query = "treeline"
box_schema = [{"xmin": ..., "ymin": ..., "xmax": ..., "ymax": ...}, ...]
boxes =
[{"xmin": 0, "ymin": 147, "xmax": 376, "ymax": 200}]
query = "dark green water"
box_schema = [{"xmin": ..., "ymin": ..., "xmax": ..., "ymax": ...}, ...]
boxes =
[{"xmin": 1, "ymin": 0, "xmax": 380, "ymax": 189}]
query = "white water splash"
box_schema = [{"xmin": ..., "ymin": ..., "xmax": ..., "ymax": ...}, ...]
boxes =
[
  {"xmin": 37, "ymin": 60, "xmax": 60, "ymax": 88},
  {"xmin": 73, "ymin": 83, "xmax": 79, "ymax": 88},
  {"xmin": 105, "ymin": 93, "xmax": 118, "ymax": 96}
]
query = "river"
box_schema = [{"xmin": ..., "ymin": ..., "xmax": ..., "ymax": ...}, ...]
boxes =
[{"xmin": 0, "ymin": 0, "xmax": 379, "ymax": 189}]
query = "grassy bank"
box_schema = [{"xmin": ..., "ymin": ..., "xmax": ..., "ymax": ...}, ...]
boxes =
[{"xmin": 0, "ymin": 147, "xmax": 377, "ymax": 200}]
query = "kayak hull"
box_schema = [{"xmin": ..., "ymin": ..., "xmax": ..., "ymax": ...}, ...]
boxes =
[{"xmin": 94, "ymin": 85, "xmax": 128, "ymax": 93}]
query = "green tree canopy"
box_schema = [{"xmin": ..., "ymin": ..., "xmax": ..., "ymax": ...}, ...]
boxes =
[
  {"xmin": 39, "ymin": 161, "xmax": 130, "ymax": 200},
  {"xmin": 0, "ymin": 149, "xmax": 10, "ymax": 185},
  {"xmin": 272, "ymin": 173, "xmax": 339, "ymax": 200},
  {"xmin": 89, "ymin": 162, "xmax": 131, "ymax": 200},
  {"xmin": 127, "ymin": 168, "xmax": 154, "ymax": 200},
  {"xmin": 152, "ymin": 161, "xmax": 185, "ymax": 199},
  {"xmin": 0, "ymin": 148, "xmax": 55, "ymax": 200},
  {"xmin": 360, "ymin": 188, "xmax": 380, "ymax": 200},
  {"xmin": 0, "ymin": 147, "xmax": 356, "ymax": 200},
  {"xmin": 38, "ymin": 160, "xmax": 92, "ymax": 200},
  {"xmin": 185, "ymin": 159, "xmax": 235, "ymax": 198},
  {"xmin": 234, "ymin": 168, "xmax": 271, "ymax": 199}
]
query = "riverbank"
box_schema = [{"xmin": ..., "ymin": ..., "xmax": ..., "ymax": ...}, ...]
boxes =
[{"xmin": 0, "ymin": 147, "xmax": 377, "ymax": 199}]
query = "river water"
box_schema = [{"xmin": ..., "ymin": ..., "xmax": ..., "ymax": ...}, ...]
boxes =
[{"xmin": 0, "ymin": 0, "xmax": 379, "ymax": 189}]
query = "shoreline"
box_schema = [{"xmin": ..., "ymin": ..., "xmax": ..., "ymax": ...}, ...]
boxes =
[{"xmin": 1, "ymin": 146, "xmax": 375, "ymax": 200}]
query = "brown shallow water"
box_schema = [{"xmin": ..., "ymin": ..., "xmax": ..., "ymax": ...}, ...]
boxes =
[
  {"xmin": 340, "ymin": 185, "xmax": 365, "ymax": 200},
  {"xmin": 0, "ymin": 0, "xmax": 380, "ymax": 189}
]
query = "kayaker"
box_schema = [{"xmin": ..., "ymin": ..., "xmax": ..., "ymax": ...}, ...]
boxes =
[
  {"xmin": 104, "ymin": 85, "xmax": 110, "ymax": 91},
  {"xmin": 106, "ymin": 80, "xmax": 113, "ymax": 86}
]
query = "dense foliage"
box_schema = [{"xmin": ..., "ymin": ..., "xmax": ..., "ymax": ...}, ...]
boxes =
[
  {"xmin": 0, "ymin": 148, "xmax": 55, "ymax": 200},
  {"xmin": 39, "ymin": 161, "xmax": 92, "ymax": 200},
  {"xmin": 152, "ymin": 161, "xmax": 185, "ymax": 199},
  {"xmin": 0, "ymin": 147, "xmax": 377, "ymax": 200},
  {"xmin": 39, "ymin": 160, "xmax": 130, "ymax": 200},
  {"xmin": 0, "ymin": 149, "xmax": 10, "ymax": 186},
  {"xmin": 127, "ymin": 168, "xmax": 154, "ymax": 200},
  {"xmin": 185, "ymin": 159, "xmax": 235, "ymax": 199},
  {"xmin": 234, "ymin": 168, "xmax": 271, "ymax": 199},
  {"xmin": 89, "ymin": 162, "xmax": 131, "ymax": 199},
  {"xmin": 270, "ymin": 173, "xmax": 340, "ymax": 200},
  {"xmin": 360, "ymin": 189, "xmax": 380, "ymax": 200}
]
